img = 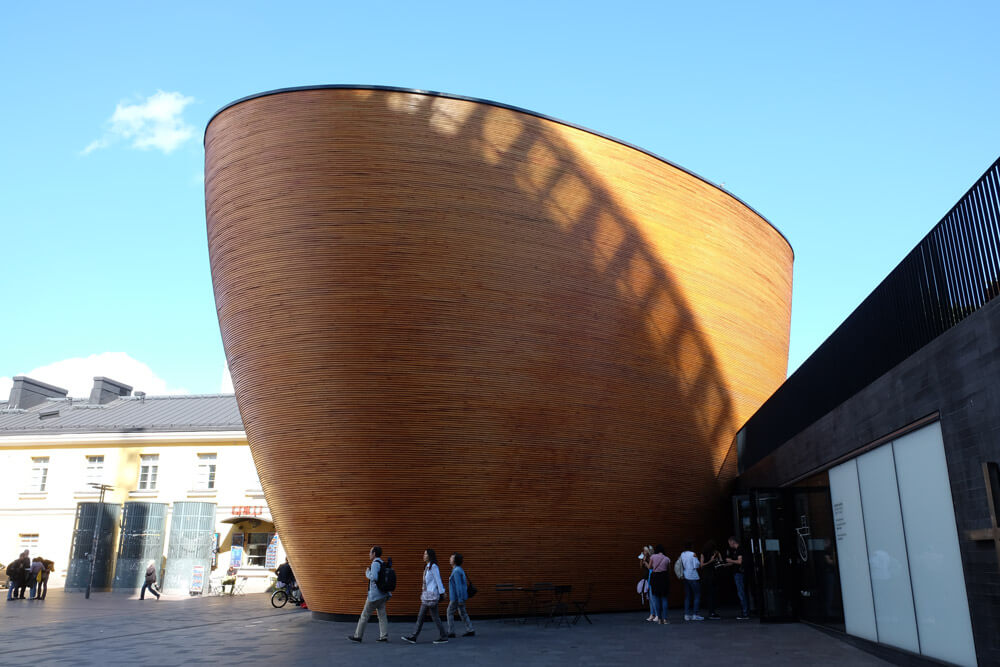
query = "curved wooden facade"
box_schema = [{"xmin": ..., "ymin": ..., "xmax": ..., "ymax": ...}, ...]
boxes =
[{"xmin": 205, "ymin": 86, "xmax": 793, "ymax": 616}]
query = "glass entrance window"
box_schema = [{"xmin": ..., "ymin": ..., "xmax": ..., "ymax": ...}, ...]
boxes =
[{"xmin": 245, "ymin": 532, "xmax": 275, "ymax": 567}]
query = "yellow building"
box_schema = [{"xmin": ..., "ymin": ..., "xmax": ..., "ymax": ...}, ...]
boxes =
[{"xmin": 0, "ymin": 376, "xmax": 284, "ymax": 594}]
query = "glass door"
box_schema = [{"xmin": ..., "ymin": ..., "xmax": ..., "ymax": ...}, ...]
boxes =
[{"xmin": 750, "ymin": 489, "xmax": 795, "ymax": 621}]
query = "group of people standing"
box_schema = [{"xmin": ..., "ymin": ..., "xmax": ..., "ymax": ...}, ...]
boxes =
[
  {"xmin": 347, "ymin": 546, "xmax": 475, "ymax": 645},
  {"xmin": 5, "ymin": 551, "xmax": 53, "ymax": 601},
  {"xmin": 640, "ymin": 536, "xmax": 749, "ymax": 623}
]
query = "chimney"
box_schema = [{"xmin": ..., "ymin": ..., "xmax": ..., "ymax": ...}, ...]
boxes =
[
  {"xmin": 89, "ymin": 377, "xmax": 133, "ymax": 404},
  {"xmin": 8, "ymin": 376, "xmax": 69, "ymax": 409}
]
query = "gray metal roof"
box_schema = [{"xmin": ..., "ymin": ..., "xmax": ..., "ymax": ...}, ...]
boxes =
[{"xmin": 0, "ymin": 394, "xmax": 244, "ymax": 436}]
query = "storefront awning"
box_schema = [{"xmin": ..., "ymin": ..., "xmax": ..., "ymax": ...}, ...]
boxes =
[{"xmin": 221, "ymin": 515, "xmax": 272, "ymax": 525}]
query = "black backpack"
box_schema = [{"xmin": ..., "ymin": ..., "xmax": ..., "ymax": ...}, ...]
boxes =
[
  {"xmin": 466, "ymin": 574, "xmax": 478, "ymax": 598},
  {"xmin": 375, "ymin": 558, "xmax": 397, "ymax": 593}
]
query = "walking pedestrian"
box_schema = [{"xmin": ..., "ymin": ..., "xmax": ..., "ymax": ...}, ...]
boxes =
[
  {"xmin": 140, "ymin": 561, "xmax": 160, "ymax": 600},
  {"xmin": 680, "ymin": 541, "xmax": 703, "ymax": 621},
  {"xmin": 401, "ymin": 548, "xmax": 448, "ymax": 645},
  {"xmin": 700, "ymin": 540, "xmax": 723, "ymax": 619},
  {"xmin": 347, "ymin": 546, "xmax": 391, "ymax": 643},
  {"xmin": 725, "ymin": 536, "xmax": 750, "ymax": 619},
  {"xmin": 445, "ymin": 553, "xmax": 475, "ymax": 638},
  {"xmin": 646, "ymin": 545, "xmax": 671, "ymax": 624}
]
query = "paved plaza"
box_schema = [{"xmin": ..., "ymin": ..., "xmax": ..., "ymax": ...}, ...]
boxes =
[{"xmin": 0, "ymin": 591, "xmax": 888, "ymax": 666}]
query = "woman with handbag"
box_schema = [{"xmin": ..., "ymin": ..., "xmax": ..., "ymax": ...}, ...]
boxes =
[{"xmin": 402, "ymin": 549, "xmax": 449, "ymax": 644}]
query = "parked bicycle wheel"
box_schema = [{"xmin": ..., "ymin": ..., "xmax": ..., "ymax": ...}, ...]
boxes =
[{"xmin": 271, "ymin": 589, "xmax": 289, "ymax": 608}]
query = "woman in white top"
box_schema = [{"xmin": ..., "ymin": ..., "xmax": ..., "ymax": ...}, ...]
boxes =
[
  {"xmin": 402, "ymin": 549, "xmax": 449, "ymax": 644},
  {"xmin": 680, "ymin": 541, "xmax": 703, "ymax": 621}
]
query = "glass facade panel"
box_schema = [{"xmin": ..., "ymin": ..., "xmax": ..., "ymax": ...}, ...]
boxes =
[
  {"xmin": 856, "ymin": 445, "xmax": 920, "ymax": 653},
  {"xmin": 828, "ymin": 460, "xmax": 876, "ymax": 641},
  {"xmin": 893, "ymin": 423, "xmax": 976, "ymax": 667}
]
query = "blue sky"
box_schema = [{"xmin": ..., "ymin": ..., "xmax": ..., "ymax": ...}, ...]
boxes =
[{"xmin": 2, "ymin": 1, "xmax": 999, "ymax": 398}]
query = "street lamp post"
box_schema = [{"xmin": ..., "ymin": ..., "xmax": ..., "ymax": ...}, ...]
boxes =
[{"xmin": 85, "ymin": 482, "xmax": 115, "ymax": 599}]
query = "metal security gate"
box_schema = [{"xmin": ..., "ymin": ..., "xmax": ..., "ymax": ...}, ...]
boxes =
[
  {"xmin": 112, "ymin": 502, "xmax": 168, "ymax": 592},
  {"xmin": 64, "ymin": 502, "xmax": 121, "ymax": 591},
  {"xmin": 162, "ymin": 502, "xmax": 216, "ymax": 594}
]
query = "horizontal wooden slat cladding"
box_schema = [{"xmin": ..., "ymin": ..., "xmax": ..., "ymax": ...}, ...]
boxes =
[{"xmin": 205, "ymin": 88, "xmax": 792, "ymax": 616}]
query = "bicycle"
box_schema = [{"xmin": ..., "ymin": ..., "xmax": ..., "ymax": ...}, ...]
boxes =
[{"xmin": 270, "ymin": 584, "xmax": 302, "ymax": 608}]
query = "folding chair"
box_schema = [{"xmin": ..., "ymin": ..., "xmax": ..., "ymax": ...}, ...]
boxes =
[
  {"xmin": 524, "ymin": 583, "xmax": 555, "ymax": 624},
  {"xmin": 545, "ymin": 585, "xmax": 572, "ymax": 628},
  {"xmin": 572, "ymin": 582, "xmax": 595, "ymax": 624},
  {"xmin": 496, "ymin": 583, "xmax": 520, "ymax": 622},
  {"xmin": 232, "ymin": 576, "xmax": 248, "ymax": 596}
]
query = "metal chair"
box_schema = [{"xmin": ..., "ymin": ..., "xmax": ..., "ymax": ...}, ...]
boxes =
[
  {"xmin": 572, "ymin": 582, "xmax": 595, "ymax": 624},
  {"xmin": 496, "ymin": 583, "xmax": 520, "ymax": 622},
  {"xmin": 232, "ymin": 576, "xmax": 248, "ymax": 596},
  {"xmin": 523, "ymin": 582, "xmax": 555, "ymax": 624},
  {"xmin": 545, "ymin": 585, "xmax": 572, "ymax": 628}
]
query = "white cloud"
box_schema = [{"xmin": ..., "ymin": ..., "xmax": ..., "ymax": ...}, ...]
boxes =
[
  {"xmin": 83, "ymin": 90, "xmax": 195, "ymax": 155},
  {"xmin": 220, "ymin": 361, "xmax": 234, "ymax": 394},
  {"xmin": 2, "ymin": 352, "xmax": 188, "ymax": 399}
]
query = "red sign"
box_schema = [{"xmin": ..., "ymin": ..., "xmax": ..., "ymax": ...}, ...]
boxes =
[{"xmin": 231, "ymin": 505, "xmax": 266, "ymax": 517}]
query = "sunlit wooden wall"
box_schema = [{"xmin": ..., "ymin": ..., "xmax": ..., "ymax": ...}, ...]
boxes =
[{"xmin": 205, "ymin": 87, "xmax": 793, "ymax": 616}]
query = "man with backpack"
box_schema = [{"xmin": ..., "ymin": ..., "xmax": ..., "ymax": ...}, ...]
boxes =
[{"xmin": 347, "ymin": 545, "xmax": 393, "ymax": 643}]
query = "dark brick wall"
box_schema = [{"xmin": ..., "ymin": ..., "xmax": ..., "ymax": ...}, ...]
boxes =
[{"xmin": 739, "ymin": 295, "xmax": 1000, "ymax": 665}]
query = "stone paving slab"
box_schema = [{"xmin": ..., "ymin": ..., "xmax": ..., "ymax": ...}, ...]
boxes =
[{"xmin": 0, "ymin": 591, "xmax": 889, "ymax": 666}]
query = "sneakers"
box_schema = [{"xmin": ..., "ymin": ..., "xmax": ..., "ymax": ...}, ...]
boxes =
[
  {"xmin": 402, "ymin": 635, "xmax": 417, "ymax": 644},
  {"xmin": 376, "ymin": 637, "xmax": 388, "ymax": 642},
  {"xmin": 659, "ymin": 619, "xmax": 670, "ymax": 625},
  {"xmin": 708, "ymin": 612, "xmax": 721, "ymax": 620},
  {"xmin": 462, "ymin": 631, "xmax": 476, "ymax": 637},
  {"xmin": 736, "ymin": 613, "xmax": 750, "ymax": 620},
  {"xmin": 691, "ymin": 615, "xmax": 705, "ymax": 621},
  {"xmin": 684, "ymin": 614, "xmax": 691, "ymax": 621},
  {"xmin": 346, "ymin": 636, "xmax": 362, "ymax": 643},
  {"xmin": 433, "ymin": 637, "xmax": 449, "ymax": 644}
]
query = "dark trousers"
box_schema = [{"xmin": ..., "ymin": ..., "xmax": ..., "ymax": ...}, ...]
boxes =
[
  {"xmin": 702, "ymin": 571, "xmax": 717, "ymax": 613},
  {"xmin": 140, "ymin": 581, "xmax": 160, "ymax": 599},
  {"xmin": 37, "ymin": 578, "xmax": 48, "ymax": 600}
]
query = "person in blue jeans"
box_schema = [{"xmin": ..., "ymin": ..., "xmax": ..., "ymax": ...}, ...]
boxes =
[
  {"xmin": 679, "ymin": 541, "xmax": 703, "ymax": 621},
  {"xmin": 726, "ymin": 536, "xmax": 750, "ymax": 619},
  {"xmin": 445, "ymin": 553, "xmax": 475, "ymax": 637}
]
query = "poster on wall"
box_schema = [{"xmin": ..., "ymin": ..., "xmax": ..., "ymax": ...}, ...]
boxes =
[
  {"xmin": 265, "ymin": 534, "xmax": 279, "ymax": 569},
  {"xmin": 190, "ymin": 565, "xmax": 205, "ymax": 594},
  {"xmin": 230, "ymin": 545, "xmax": 243, "ymax": 568}
]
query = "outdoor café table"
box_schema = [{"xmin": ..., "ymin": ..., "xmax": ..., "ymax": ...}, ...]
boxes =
[{"xmin": 516, "ymin": 583, "xmax": 556, "ymax": 624}]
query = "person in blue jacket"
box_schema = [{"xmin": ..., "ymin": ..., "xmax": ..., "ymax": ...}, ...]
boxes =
[{"xmin": 445, "ymin": 552, "xmax": 475, "ymax": 638}]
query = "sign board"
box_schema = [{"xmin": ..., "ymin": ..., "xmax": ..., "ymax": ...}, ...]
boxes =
[
  {"xmin": 230, "ymin": 545, "xmax": 243, "ymax": 568},
  {"xmin": 190, "ymin": 565, "xmax": 205, "ymax": 594},
  {"xmin": 265, "ymin": 534, "xmax": 280, "ymax": 569}
]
